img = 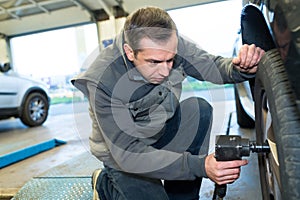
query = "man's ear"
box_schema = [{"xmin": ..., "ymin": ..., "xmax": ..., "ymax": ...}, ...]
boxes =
[{"xmin": 123, "ymin": 44, "xmax": 135, "ymax": 61}]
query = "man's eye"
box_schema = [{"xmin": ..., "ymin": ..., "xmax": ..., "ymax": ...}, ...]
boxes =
[
  {"xmin": 167, "ymin": 58, "xmax": 174, "ymax": 63},
  {"xmin": 148, "ymin": 59, "xmax": 173, "ymax": 64},
  {"xmin": 147, "ymin": 60, "xmax": 160, "ymax": 65},
  {"xmin": 150, "ymin": 60, "xmax": 161, "ymax": 64}
]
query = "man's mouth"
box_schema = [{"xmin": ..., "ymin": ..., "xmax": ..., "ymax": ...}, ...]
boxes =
[{"xmin": 152, "ymin": 78, "xmax": 165, "ymax": 83}]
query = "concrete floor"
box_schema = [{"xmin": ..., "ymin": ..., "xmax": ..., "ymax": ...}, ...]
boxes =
[{"xmin": 0, "ymin": 87, "xmax": 262, "ymax": 199}]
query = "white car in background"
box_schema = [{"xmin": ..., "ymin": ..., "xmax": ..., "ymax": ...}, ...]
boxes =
[{"xmin": 0, "ymin": 62, "xmax": 50, "ymax": 127}]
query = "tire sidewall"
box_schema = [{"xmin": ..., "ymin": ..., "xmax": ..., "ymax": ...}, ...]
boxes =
[
  {"xmin": 21, "ymin": 92, "xmax": 49, "ymax": 127},
  {"xmin": 254, "ymin": 49, "xmax": 300, "ymax": 200}
]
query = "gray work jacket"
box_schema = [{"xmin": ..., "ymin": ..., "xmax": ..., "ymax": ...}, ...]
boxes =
[{"xmin": 72, "ymin": 32, "xmax": 253, "ymax": 180}]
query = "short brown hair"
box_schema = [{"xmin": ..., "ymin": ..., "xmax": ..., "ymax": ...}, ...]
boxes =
[{"xmin": 123, "ymin": 7, "xmax": 178, "ymax": 53}]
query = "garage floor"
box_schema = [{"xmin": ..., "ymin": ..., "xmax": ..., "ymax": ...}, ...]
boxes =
[{"xmin": 0, "ymin": 87, "xmax": 262, "ymax": 199}]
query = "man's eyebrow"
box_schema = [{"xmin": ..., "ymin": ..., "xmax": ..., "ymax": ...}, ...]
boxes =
[
  {"xmin": 144, "ymin": 58, "xmax": 174, "ymax": 63},
  {"xmin": 144, "ymin": 58, "xmax": 163, "ymax": 63}
]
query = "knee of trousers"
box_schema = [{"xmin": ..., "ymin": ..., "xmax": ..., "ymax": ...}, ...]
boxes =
[{"xmin": 180, "ymin": 97, "xmax": 213, "ymax": 120}]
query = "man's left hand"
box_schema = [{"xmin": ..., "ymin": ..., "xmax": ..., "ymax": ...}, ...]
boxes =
[{"xmin": 232, "ymin": 44, "xmax": 265, "ymax": 74}]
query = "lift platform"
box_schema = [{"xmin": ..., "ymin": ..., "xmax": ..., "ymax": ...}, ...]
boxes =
[{"xmin": 11, "ymin": 151, "xmax": 102, "ymax": 200}]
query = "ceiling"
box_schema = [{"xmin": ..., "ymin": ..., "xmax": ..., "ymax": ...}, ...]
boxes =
[{"xmin": 0, "ymin": 0, "xmax": 225, "ymax": 37}]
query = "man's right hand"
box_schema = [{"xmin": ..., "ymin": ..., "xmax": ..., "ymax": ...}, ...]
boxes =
[{"xmin": 204, "ymin": 153, "xmax": 248, "ymax": 185}]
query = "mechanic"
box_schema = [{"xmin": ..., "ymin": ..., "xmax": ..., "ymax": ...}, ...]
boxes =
[
  {"xmin": 72, "ymin": 6, "xmax": 264, "ymax": 200},
  {"xmin": 272, "ymin": 5, "xmax": 292, "ymax": 62}
]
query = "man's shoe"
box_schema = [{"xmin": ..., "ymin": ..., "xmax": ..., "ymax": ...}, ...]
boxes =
[{"xmin": 92, "ymin": 169, "xmax": 102, "ymax": 200}]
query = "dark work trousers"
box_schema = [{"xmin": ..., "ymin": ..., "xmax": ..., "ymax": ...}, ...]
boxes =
[{"xmin": 96, "ymin": 97, "xmax": 213, "ymax": 200}]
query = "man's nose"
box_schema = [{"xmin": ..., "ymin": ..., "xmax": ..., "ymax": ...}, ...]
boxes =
[{"xmin": 159, "ymin": 62, "xmax": 171, "ymax": 77}]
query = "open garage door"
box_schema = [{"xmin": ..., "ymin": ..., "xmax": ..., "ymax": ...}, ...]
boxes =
[{"xmin": 0, "ymin": 0, "xmax": 226, "ymax": 37}]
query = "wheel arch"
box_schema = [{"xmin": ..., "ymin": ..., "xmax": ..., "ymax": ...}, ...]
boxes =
[
  {"xmin": 241, "ymin": 4, "xmax": 276, "ymax": 51},
  {"xmin": 235, "ymin": 4, "xmax": 277, "ymax": 127}
]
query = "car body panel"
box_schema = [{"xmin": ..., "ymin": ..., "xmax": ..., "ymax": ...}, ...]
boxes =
[
  {"xmin": 0, "ymin": 71, "xmax": 19, "ymax": 108},
  {"xmin": 235, "ymin": 81, "xmax": 254, "ymax": 119},
  {"xmin": 0, "ymin": 71, "xmax": 49, "ymax": 108}
]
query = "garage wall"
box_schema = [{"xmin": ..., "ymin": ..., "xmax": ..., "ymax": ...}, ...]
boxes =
[
  {"xmin": 0, "ymin": 37, "xmax": 9, "ymax": 63},
  {"xmin": 97, "ymin": 17, "xmax": 126, "ymax": 49}
]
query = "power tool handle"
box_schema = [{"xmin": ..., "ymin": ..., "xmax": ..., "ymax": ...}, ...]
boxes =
[{"xmin": 212, "ymin": 183, "xmax": 227, "ymax": 200}]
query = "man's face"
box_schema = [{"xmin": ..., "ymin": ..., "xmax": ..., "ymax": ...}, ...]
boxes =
[
  {"xmin": 273, "ymin": 20, "xmax": 291, "ymax": 61},
  {"xmin": 124, "ymin": 32, "xmax": 178, "ymax": 84}
]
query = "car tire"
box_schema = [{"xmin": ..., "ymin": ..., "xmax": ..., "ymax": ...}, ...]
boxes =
[
  {"xmin": 254, "ymin": 49, "xmax": 300, "ymax": 200},
  {"xmin": 234, "ymin": 84, "xmax": 255, "ymax": 128},
  {"xmin": 20, "ymin": 92, "xmax": 49, "ymax": 127}
]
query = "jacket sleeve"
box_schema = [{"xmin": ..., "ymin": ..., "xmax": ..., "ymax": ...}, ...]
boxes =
[
  {"xmin": 177, "ymin": 36, "xmax": 255, "ymax": 84},
  {"xmin": 83, "ymin": 80, "xmax": 208, "ymax": 181}
]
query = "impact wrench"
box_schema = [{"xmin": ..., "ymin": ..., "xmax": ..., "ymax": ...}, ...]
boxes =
[{"xmin": 212, "ymin": 135, "xmax": 270, "ymax": 200}]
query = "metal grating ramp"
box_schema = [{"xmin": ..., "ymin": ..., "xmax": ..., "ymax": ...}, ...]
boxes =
[{"xmin": 12, "ymin": 177, "xmax": 93, "ymax": 200}]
